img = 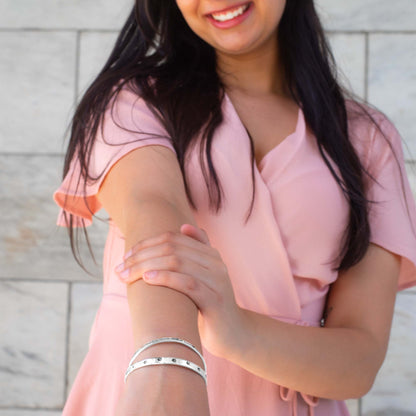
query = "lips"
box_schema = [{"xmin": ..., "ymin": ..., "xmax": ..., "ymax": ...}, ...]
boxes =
[
  {"xmin": 209, "ymin": 2, "xmax": 251, "ymax": 22},
  {"xmin": 205, "ymin": 2, "xmax": 253, "ymax": 29}
]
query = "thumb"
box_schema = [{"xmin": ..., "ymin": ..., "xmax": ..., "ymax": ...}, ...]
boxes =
[{"xmin": 180, "ymin": 223, "xmax": 210, "ymax": 245}]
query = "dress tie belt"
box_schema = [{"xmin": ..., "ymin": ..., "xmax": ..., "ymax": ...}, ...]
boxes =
[{"xmin": 280, "ymin": 386, "xmax": 319, "ymax": 416}]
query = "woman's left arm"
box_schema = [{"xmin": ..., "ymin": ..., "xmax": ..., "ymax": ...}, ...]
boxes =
[
  {"xmin": 230, "ymin": 241, "xmax": 400, "ymax": 400},
  {"xmin": 117, "ymin": 224, "xmax": 400, "ymax": 400}
]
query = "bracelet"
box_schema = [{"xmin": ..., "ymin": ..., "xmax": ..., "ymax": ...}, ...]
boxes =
[
  {"xmin": 127, "ymin": 337, "xmax": 206, "ymax": 372},
  {"xmin": 124, "ymin": 356, "xmax": 208, "ymax": 385}
]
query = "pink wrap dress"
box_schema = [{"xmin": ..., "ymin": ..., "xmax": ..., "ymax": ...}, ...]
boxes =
[{"xmin": 54, "ymin": 86, "xmax": 416, "ymax": 416}]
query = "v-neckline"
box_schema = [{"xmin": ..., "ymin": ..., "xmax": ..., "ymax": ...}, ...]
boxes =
[{"xmin": 223, "ymin": 92, "xmax": 305, "ymax": 174}]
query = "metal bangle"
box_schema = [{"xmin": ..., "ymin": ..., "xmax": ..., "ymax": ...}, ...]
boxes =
[
  {"xmin": 124, "ymin": 356, "xmax": 208, "ymax": 385},
  {"xmin": 127, "ymin": 337, "xmax": 206, "ymax": 372}
]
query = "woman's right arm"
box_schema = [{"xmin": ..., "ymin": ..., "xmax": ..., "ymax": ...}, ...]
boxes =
[{"xmin": 97, "ymin": 144, "xmax": 210, "ymax": 416}]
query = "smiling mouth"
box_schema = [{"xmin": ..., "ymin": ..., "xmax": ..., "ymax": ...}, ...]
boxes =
[{"xmin": 210, "ymin": 3, "xmax": 251, "ymax": 22}]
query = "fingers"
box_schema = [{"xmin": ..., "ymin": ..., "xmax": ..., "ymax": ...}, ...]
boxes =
[
  {"xmin": 142, "ymin": 269, "xmax": 214, "ymax": 311},
  {"xmin": 124, "ymin": 228, "xmax": 212, "ymax": 261},
  {"xmin": 116, "ymin": 226, "xmax": 222, "ymax": 286},
  {"xmin": 125, "ymin": 241, "xmax": 211, "ymax": 269},
  {"xmin": 117, "ymin": 239, "xmax": 212, "ymax": 279},
  {"xmin": 180, "ymin": 224, "xmax": 211, "ymax": 245},
  {"xmin": 117, "ymin": 247, "xmax": 213, "ymax": 285}
]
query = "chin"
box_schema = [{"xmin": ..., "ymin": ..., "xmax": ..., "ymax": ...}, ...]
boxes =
[{"xmin": 213, "ymin": 38, "xmax": 259, "ymax": 56}]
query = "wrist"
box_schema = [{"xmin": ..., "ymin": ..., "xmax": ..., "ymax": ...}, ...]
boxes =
[
  {"xmin": 223, "ymin": 307, "xmax": 252, "ymax": 363},
  {"xmin": 124, "ymin": 365, "xmax": 210, "ymax": 415}
]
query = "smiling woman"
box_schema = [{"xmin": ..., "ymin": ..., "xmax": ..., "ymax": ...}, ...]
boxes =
[{"xmin": 54, "ymin": 1, "xmax": 416, "ymax": 416}]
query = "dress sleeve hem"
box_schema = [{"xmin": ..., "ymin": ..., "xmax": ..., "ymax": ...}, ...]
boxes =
[
  {"xmin": 53, "ymin": 143, "xmax": 177, "ymax": 228},
  {"xmin": 370, "ymin": 238, "xmax": 416, "ymax": 292}
]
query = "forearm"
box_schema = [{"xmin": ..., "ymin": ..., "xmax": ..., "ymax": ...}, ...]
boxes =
[
  {"xmin": 123, "ymin": 199, "xmax": 209, "ymax": 414},
  {"xmin": 229, "ymin": 308, "xmax": 382, "ymax": 400},
  {"xmin": 124, "ymin": 199, "xmax": 201, "ymax": 347}
]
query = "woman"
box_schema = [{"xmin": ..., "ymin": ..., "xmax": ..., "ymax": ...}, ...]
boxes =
[{"xmin": 54, "ymin": 1, "xmax": 416, "ymax": 415}]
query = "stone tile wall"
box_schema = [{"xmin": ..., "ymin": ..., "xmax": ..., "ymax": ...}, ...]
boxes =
[{"xmin": 1, "ymin": 1, "xmax": 415, "ymax": 415}]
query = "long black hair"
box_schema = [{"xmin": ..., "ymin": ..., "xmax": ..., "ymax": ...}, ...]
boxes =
[{"xmin": 64, "ymin": 0, "xmax": 389, "ymax": 271}]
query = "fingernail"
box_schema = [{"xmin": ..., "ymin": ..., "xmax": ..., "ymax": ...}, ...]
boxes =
[
  {"xmin": 120, "ymin": 269, "xmax": 130, "ymax": 279},
  {"xmin": 123, "ymin": 250, "xmax": 132, "ymax": 260},
  {"xmin": 115, "ymin": 263, "xmax": 124, "ymax": 273},
  {"xmin": 144, "ymin": 270, "xmax": 157, "ymax": 280}
]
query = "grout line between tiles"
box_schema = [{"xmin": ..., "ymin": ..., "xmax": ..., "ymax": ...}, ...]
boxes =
[
  {"xmin": 64, "ymin": 282, "xmax": 73, "ymax": 402},
  {"xmin": 0, "ymin": 152, "xmax": 64, "ymax": 157},
  {"xmin": 0, "ymin": 27, "xmax": 119, "ymax": 33},
  {"xmin": 74, "ymin": 31, "xmax": 81, "ymax": 106},
  {"xmin": 0, "ymin": 277, "xmax": 103, "ymax": 285},
  {"xmin": 0, "ymin": 27, "xmax": 415, "ymax": 34},
  {"xmin": 364, "ymin": 33, "xmax": 369, "ymax": 102},
  {"xmin": 0, "ymin": 406, "xmax": 62, "ymax": 413},
  {"xmin": 326, "ymin": 30, "xmax": 416, "ymax": 35}
]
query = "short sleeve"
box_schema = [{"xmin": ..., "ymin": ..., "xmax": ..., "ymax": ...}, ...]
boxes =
[
  {"xmin": 366, "ymin": 116, "xmax": 416, "ymax": 291},
  {"xmin": 53, "ymin": 86, "xmax": 177, "ymax": 227}
]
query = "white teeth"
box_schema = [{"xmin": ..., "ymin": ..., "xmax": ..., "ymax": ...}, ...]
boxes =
[{"xmin": 211, "ymin": 4, "xmax": 249, "ymax": 22}]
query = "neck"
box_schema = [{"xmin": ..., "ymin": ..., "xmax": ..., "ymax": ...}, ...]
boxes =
[{"xmin": 216, "ymin": 35, "xmax": 286, "ymax": 96}]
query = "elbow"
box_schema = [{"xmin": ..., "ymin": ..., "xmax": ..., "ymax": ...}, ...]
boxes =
[
  {"xmin": 355, "ymin": 357, "xmax": 385, "ymax": 398},
  {"xmin": 328, "ymin": 370, "xmax": 377, "ymax": 401},
  {"xmin": 346, "ymin": 372, "xmax": 377, "ymax": 399},
  {"xmin": 341, "ymin": 330, "xmax": 388, "ymax": 400},
  {"xmin": 334, "ymin": 350, "xmax": 385, "ymax": 400}
]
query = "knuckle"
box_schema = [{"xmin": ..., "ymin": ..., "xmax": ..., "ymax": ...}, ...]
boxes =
[
  {"xmin": 124, "ymin": 258, "xmax": 134, "ymax": 268},
  {"xmin": 162, "ymin": 231, "xmax": 176, "ymax": 242},
  {"xmin": 135, "ymin": 240, "xmax": 143, "ymax": 249},
  {"xmin": 167, "ymin": 255, "xmax": 181, "ymax": 270},
  {"xmin": 129, "ymin": 243, "xmax": 138, "ymax": 254},
  {"xmin": 212, "ymin": 248, "xmax": 221, "ymax": 257},
  {"xmin": 212, "ymin": 290, "xmax": 224, "ymax": 306},
  {"xmin": 216, "ymin": 260, "xmax": 227, "ymax": 275},
  {"xmin": 162, "ymin": 242, "xmax": 176, "ymax": 255},
  {"xmin": 185, "ymin": 277, "xmax": 197, "ymax": 292},
  {"xmin": 125, "ymin": 267, "xmax": 141, "ymax": 283},
  {"xmin": 125, "ymin": 254, "xmax": 140, "ymax": 268}
]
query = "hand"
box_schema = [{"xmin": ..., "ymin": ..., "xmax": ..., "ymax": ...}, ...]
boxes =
[{"xmin": 115, "ymin": 224, "xmax": 247, "ymax": 359}]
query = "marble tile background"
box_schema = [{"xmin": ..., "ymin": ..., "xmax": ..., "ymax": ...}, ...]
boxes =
[{"xmin": 1, "ymin": 1, "xmax": 415, "ymax": 415}]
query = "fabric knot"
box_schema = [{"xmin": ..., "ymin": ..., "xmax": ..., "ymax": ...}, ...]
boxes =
[{"xmin": 280, "ymin": 386, "xmax": 319, "ymax": 416}]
